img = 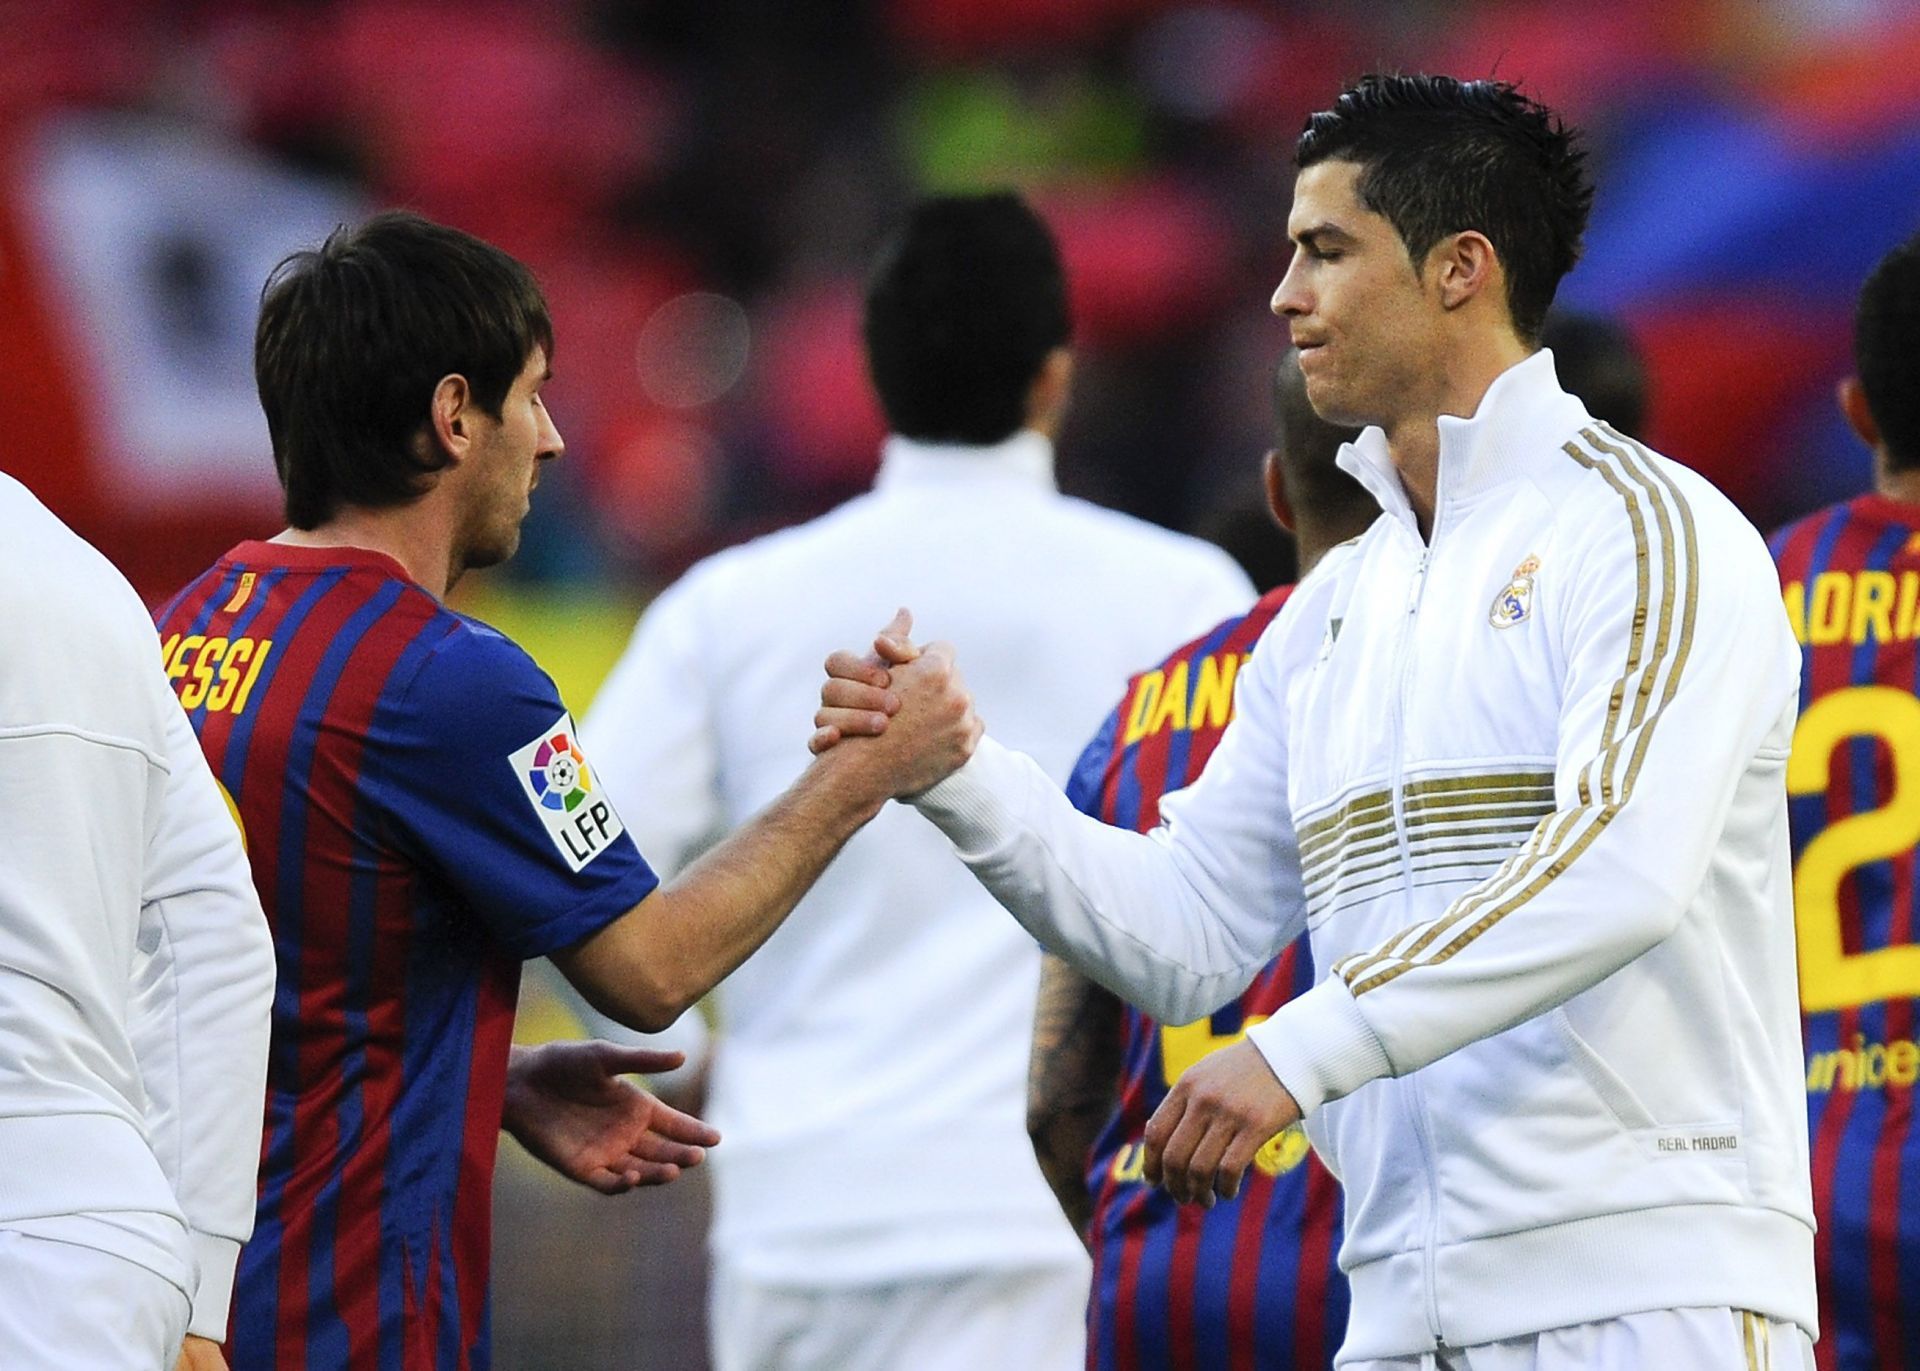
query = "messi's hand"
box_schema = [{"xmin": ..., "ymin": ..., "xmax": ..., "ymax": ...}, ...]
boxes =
[{"xmin": 503, "ymin": 1041, "xmax": 721, "ymax": 1194}]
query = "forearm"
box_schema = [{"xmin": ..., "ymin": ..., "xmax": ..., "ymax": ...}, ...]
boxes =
[
  {"xmin": 1027, "ymin": 954, "xmax": 1124, "ymax": 1240},
  {"xmin": 914, "ymin": 739, "xmax": 1287, "ymax": 1023},
  {"xmin": 558, "ymin": 749, "xmax": 885, "ymax": 1031}
]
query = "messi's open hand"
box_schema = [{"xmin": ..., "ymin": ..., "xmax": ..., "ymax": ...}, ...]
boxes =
[
  {"xmin": 1143, "ymin": 1038, "xmax": 1301, "ymax": 1207},
  {"xmin": 503, "ymin": 1041, "xmax": 721, "ymax": 1194}
]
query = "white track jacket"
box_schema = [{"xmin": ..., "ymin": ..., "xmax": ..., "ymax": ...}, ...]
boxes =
[
  {"xmin": 0, "ymin": 474, "xmax": 275, "ymax": 1337},
  {"xmin": 910, "ymin": 351, "xmax": 1817, "ymax": 1361}
]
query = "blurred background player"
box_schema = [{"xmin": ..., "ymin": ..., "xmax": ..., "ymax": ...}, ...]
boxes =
[
  {"xmin": 156, "ymin": 210, "xmax": 976, "ymax": 1371},
  {"xmin": 1770, "ymin": 229, "xmax": 1920, "ymax": 1371},
  {"xmin": 1029, "ymin": 315, "xmax": 1645, "ymax": 1371},
  {"xmin": 576, "ymin": 191, "xmax": 1252, "ymax": 1371},
  {"xmin": 0, "ymin": 472, "xmax": 274, "ymax": 1370},
  {"xmin": 1027, "ymin": 349, "xmax": 1372, "ymax": 1371}
]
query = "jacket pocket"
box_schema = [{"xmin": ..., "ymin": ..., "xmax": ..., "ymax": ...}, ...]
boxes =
[{"xmin": 1552, "ymin": 1008, "xmax": 1658, "ymax": 1133}]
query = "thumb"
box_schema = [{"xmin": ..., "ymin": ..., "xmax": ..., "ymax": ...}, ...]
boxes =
[
  {"xmin": 875, "ymin": 606, "xmax": 920, "ymax": 665},
  {"xmin": 591, "ymin": 1044, "xmax": 687, "ymax": 1076}
]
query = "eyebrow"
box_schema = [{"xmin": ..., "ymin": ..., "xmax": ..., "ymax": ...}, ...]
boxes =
[{"xmin": 1294, "ymin": 223, "xmax": 1358, "ymax": 250}]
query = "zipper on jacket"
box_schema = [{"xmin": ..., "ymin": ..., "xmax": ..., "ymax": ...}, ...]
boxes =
[{"xmin": 1389, "ymin": 537, "xmax": 1445, "ymax": 1346}]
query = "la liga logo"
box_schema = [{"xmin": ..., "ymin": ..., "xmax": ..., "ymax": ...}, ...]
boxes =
[
  {"xmin": 528, "ymin": 729, "xmax": 593, "ymax": 813},
  {"xmin": 509, "ymin": 712, "xmax": 626, "ymax": 873}
]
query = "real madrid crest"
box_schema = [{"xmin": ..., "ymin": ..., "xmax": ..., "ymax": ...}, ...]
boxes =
[{"xmin": 1489, "ymin": 554, "xmax": 1540, "ymax": 629}]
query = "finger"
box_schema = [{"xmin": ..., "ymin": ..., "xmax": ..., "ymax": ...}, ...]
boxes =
[
  {"xmin": 589, "ymin": 1045, "xmax": 687, "ymax": 1076},
  {"xmin": 825, "ymin": 649, "xmax": 892, "ymax": 689},
  {"xmin": 583, "ymin": 1165, "xmax": 649, "ymax": 1196},
  {"xmin": 873, "ymin": 633, "xmax": 920, "ymax": 666},
  {"xmin": 878, "ymin": 606, "xmax": 913, "ymax": 641},
  {"xmin": 822, "ymin": 679, "xmax": 900, "ymax": 715},
  {"xmin": 624, "ymin": 1159, "xmax": 689, "ymax": 1187},
  {"xmin": 645, "ymin": 1100, "xmax": 722, "ymax": 1147},
  {"xmin": 1215, "ymin": 1130, "xmax": 1265, "ymax": 1201},
  {"xmin": 1185, "ymin": 1118, "xmax": 1235, "ymax": 1209},
  {"xmin": 814, "ymin": 706, "xmax": 891, "ymax": 738},
  {"xmin": 809, "ymin": 725, "xmax": 840, "ymax": 755},
  {"xmin": 1156, "ymin": 1108, "xmax": 1214, "ymax": 1206},
  {"xmin": 1142, "ymin": 1090, "xmax": 1185, "ymax": 1188},
  {"xmin": 633, "ymin": 1134, "xmax": 710, "ymax": 1168}
]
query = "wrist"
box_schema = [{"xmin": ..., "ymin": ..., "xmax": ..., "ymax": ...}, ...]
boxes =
[{"xmin": 803, "ymin": 745, "xmax": 892, "ymax": 831}]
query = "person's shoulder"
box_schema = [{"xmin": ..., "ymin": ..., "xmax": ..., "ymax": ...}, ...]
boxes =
[
  {"xmin": 1049, "ymin": 495, "xmax": 1253, "ymax": 582},
  {"xmin": 1550, "ymin": 427, "xmax": 1763, "ymax": 563},
  {"xmin": 0, "ymin": 474, "xmax": 156, "ymax": 663},
  {"xmin": 398, "ymin": 608, "xmax": 554, "ymax": 714}
]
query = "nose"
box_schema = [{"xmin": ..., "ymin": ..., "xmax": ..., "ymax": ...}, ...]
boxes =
[
  {"xmin": 1271, "ymin": 251, "xmax": 1308, "ymax": 319},
  {"xmin": 537, "ymin": 401, "xmax": 565, "ymax": 463}
]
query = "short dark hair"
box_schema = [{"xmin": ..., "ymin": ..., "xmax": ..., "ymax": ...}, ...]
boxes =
[
  {"xmin": 1272, "ymin": 350, "xmax": 1371, "ymax": 527},
  {"xmin": 255, "ymin": 211, "xmax": 554, "ymax": 529},
  {"xmin": 1296, "ymin": 74, "xmax": 1592, "ymax": 342},
  {"xmin": 863, "ymin": 193, "xmax": 1071, "ymax": 445},
  {"xmin": 1540, "ymin": 310, "xmax": 1648, "ymax": 435},
  {"xmin": 1856, "ymin": 233, "xmax": 1920, "ymax": 472}
]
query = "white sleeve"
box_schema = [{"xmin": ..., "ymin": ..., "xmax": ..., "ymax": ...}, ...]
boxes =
[
  {"xmin": 910, "ymin": 601, "xmax": 1313, "ymax": 1025},
  {"xmin": 558, "ymin": 575, "xmax": 727, "ymax": 1070},
  {"xmin": 130, "ymin": 697, "xmax": 275, "ymax": 1339},
  {"xmin": 581, "ymin": 575, "xmax": 725, "ymax": 880},
  {"xmin": 1248, "ymin": 487, "xmax": 1802, "ymax": 1115}
]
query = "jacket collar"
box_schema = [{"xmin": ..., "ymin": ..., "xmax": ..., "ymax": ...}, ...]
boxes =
[
  {"xmin": 1336, "ymin": 348, "xmax": 1590, "ymax": 536},
  {"xmin": 873, "ymin": 429, "xmax": 1058, "ymax": 495}
]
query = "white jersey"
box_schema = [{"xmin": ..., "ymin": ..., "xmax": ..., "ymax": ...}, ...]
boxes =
[
  {"xmin": 580, "ymin": 429, "xmax": 1253, "ymax": 1285},
  {"xmin": 0, "ymin": 473, "xmax": 275, "ymax": 1337},
  {"xmin": 910, "ymin": 352, "xmax": 1816, "ymax": 1360}
]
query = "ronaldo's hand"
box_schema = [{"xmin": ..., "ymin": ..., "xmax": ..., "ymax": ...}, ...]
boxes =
[
  {"xmin": 503, "ymin": 1041, "xmax": 721, "ymax": 1194},
  {"xmin": 1143, "ymin": 1039, "xmax": 1302, "ymax": 1206}
]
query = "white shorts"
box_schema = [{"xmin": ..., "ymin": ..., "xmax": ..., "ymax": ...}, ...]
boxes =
[
  {"xmin": 711, "ymin": 1261, "xmax": 1087, "ymax": 1371},
  {"xmin": 1345, "ymin": 1307, "xmax": 1815, "ymax": 1371},
  {"xmin": 0, "ymin": 1226, "xmax": 190, "ymax": 1370}
]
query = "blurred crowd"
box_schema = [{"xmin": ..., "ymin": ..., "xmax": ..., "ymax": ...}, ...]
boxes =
[{"xmin": 5, "ymin": 0, "xmax": 1920, "ymax": 600}]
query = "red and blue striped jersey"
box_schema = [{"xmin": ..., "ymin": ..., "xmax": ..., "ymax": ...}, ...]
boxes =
[
  {"xmin": 1064, "ymin": 585, "xmax": 1347, "ymax": 1371},
  {"xmin": 155, "ymin": 542, "xmax": 658, "ymax": 1371},
  {"xmin": 1772, "ymin": 494, "xmax": 1920, "ymax": 1371}
]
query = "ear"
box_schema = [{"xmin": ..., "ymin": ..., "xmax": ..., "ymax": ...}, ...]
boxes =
[
  {"xmin": 1838, "ymin": 375, "xmax": 1881, "ymax": 451},
  {"xmin": 1430, "ymin": 231, "xmax": 1500, "ymax": 313},
  {"xmin": 424, "ymin": 374, "xmax": 475, "ymax": 465},
  {"xmin": 1024, "ymin": 346, "xmax": 1075, "ymax": 436},
  {"xmin": 1264, "ymin": 448, "xmax": 1295, "ymax": 532}
]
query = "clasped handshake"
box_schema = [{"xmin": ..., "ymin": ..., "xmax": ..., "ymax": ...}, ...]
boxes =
[{"xmin": 809, "ymin": 609, "xmax": 1304, "ymax": 1210}]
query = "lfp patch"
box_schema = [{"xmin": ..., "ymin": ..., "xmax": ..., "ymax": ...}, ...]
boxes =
[{"xmin": 510, "ymin": 713, "xmax": 626, "ymax": 872}]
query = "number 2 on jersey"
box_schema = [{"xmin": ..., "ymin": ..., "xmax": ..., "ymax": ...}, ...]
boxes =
[{"xmin": 1789, "ymin": 684, "xmax": 1920, "ymax": 1012}]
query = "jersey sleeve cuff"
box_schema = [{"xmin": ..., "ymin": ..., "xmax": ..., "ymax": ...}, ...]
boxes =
[
  {"xmin": 909, "ymin": 736, "xmax": 1032, "ymax": 859},
  {"xmin": 1247, "ymin": 975, "xmax": 1393, "ymax": 1116},
  {"xmin": 187, "ymin": 1231, "xmax": 242, "ymax": 1340}
]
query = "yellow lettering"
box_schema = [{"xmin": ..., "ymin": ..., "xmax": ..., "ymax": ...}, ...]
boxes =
[
  {"xmin": 1790, "ymin": 687, "xmax": 1920, "ymax": 1011},
  {"xmin": 230, "ymin": 640, "xmax": 273, "ymax": 715},
  {"xmin": 1123, "ymin": 671, "xmax": 1164, "ymax": 746},
  {"xmin": 1865, "ymin": 1041, "xmax": 1889, "ymax": 1088},
  {"xmin": 160, "ymin": 632, "xmax": 182, "ymax": 671},
  {"xmin": 1891, "ymin": 1039, "xmax": 1919, "ymax": 1087},
  {"xmin": 167, "ymin": 634, "xmax": 204, "ymax": 688},
  {"xmin": 1781, "ymin": 582, "xmax": 1807, "ymax": 645},
  {"xmin": 1161, "ymin": 1011, "xmax": 1271, "ymax": 1085},
  {"xmin": 206, "ymin": 638, "xmax": 255, "ymax": 713},
  {"xmin": 178, "ymin": 637, "xmax": 226, "ymax": 710},
  {"xmin": 1190, "ymin": 653, "xmax": 1240, "ymax": 731},
  {"xmin": 1851, "ymin": 571, "xmax": 1897, "ymax": 643},
  {"xmin": 1900, "ymin": 572, "xmax": 1920, "ymax": 641},
  {"xmin": 1146, "ymin": 660, "xmax": 1189, "ymax": 735},
  {"xmin": 1808, "ymin": 572, "xmax": 1851, "ymax": 645},
  {"xmin": 1807, "ymin": 1051, "xmax": 1839, "ymax": 1092},
  {"xmin": 1110, "ymin": 1142, "xmax": 1147, "ymax": 1183}
]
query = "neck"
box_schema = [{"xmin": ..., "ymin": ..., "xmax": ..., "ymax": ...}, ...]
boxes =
[
  {"xmin": 1878, "ymin": 454, "xmax": 1920, "ymax": 506},
  {"xmin": 273, "ymin": 503, "xmax": 460, "ymax": 598},
  {"xmin": 1384, "ymin": 331, "xmax": 1533, "ymax": 539}
]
